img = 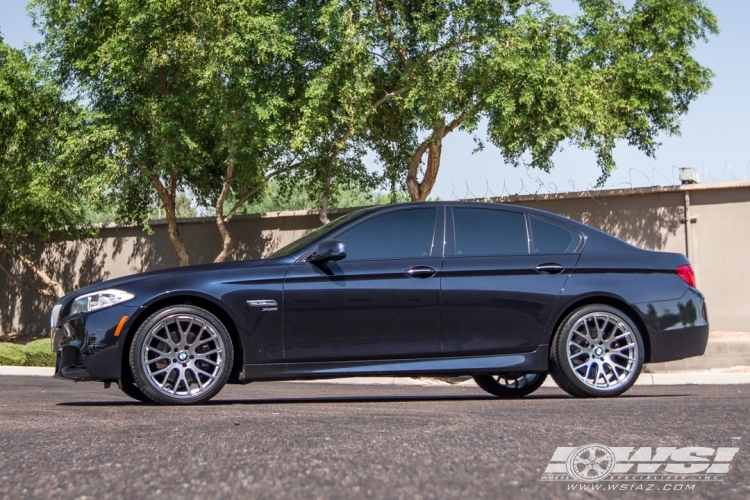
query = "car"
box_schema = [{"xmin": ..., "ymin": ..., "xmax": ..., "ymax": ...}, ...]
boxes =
[{"xmin": 50, "ymin": 202, "xmax": 709, "ymax": 404}]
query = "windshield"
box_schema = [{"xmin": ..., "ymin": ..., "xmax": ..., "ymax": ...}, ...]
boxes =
[{"xmin": 268, "ymin": 209, "xmax": 366, "ymax": 258}]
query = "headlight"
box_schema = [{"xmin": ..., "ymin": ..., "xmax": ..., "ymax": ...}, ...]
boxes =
[
  {"xmin": 50, "ymin": 303, "xmax": 62, "ymax": 330},
  {"xmin": 70, "ymin": 289, "xmax": 135, "ymax": 314}
]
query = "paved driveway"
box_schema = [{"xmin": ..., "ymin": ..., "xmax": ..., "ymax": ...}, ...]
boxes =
[{"xmin": 0, "ymin": 377, "xmax": 747, "ymax": 499}]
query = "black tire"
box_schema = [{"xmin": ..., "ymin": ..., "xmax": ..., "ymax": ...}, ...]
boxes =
[
  {"xmin": 473, "ymin": 372, "xmax": 547, "ymax": 398},
  {"xmin": 117, "ymin": 378, "xmax": 152, "ymax": 403},
  {"xmin": 129, "ymin": 305, "xmax": 234, "ymax": 405},
  {"xmin": 550, "ymin": 304, "xmax": 644, "ymax": 398}
]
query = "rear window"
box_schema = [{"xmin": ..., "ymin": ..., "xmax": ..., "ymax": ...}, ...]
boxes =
[
  {"xmin": 529, "ymin": 216, "xmax": 582, "ymax": 254},
  {"xmin": 452, "ymin": 208, "xmax": 529, "ymax": 256}
]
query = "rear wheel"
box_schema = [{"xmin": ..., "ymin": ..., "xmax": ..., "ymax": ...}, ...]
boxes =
[
  {"xmin": 129, "ymin": 305, "xmax": 234, "ymax": 405},
  {"xmin": 550, "ymin": 304, "xmax": 644, "ymax": 398},
  {"xmin": 473, "ymin": 372, "xmax": 547, "ymax": 398}
]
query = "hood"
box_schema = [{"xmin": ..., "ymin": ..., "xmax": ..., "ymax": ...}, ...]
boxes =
[{"xmin": 60, "ymin": 258, "xmax": 271, "ymax": 304}]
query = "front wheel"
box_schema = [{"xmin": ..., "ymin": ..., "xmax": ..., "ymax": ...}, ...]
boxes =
[
  {"xmin": 472, "ymin": 372, "xmax": 547, "ymax": 398},
  {"xmin": 550, "ymin": 304, "xmax": 644, "ymax": 398},
  {"xmin": 129, "ymin": 305, "xmax": 234, "ymax": 405},
  {"xmin": 118, "ymin": 375, "xmax": 152, "ymax": 403}
]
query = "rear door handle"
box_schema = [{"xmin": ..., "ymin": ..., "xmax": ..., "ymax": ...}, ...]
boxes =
[
  {"xmin": 535, "ymin": 263, "xmax": 565, "ymax": 275},
  {"xmin": 405, "ymin": 266, "xmax": 437, "ymax": 279}
]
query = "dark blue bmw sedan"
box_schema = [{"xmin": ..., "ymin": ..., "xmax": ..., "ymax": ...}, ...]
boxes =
[{"xmin": 50, "ymin": 202, "xmax": 708, "ymax": 404}]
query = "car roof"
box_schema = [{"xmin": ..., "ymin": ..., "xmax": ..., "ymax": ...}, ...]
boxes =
[{"xmin": 360, "ymin": 201, "xmax": 588, "ymax": 230}]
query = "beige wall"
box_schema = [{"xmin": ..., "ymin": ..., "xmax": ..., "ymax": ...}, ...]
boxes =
[
  {"xmin": 2, "ymin": 181, "xmax": 749, "ymax": 337},
  {"xmin": 688, "ymin": 187, "xmax": 750, "ymax": 331}
]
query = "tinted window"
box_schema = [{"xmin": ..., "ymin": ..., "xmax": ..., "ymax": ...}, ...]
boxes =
[
  {"xmin": 452, "ymin": 208, "xmax": 528, "ymax": 256},
  {"xmin": 269, "ymin": 209, "xmax": 365, "ymax": 258},
  {"xmin": 529, "ymin": 216, "xmax": 582, "ymax": 254},
  {"xmin": 334, "ymin": 208, "xmax": 438, "ymax": 260}
]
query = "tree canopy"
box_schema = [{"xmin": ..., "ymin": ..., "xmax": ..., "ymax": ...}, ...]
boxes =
[
  {"xmin": 359, "ymin": 0, "xmax": 718, "ymax": 199},
  {"xmin": 0, "ymin": 33, "xmax": 112, "ymax": 299},
  {"xmin": 7, "ymin": 0, "xmax": 719, "ymax": 274}
]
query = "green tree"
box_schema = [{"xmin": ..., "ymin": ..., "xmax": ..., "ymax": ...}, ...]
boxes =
[
  {"xmin": 194, "ymin": 1, "xmax": 307, "ymax": 262},
  {"xmin": 0, "ymin": 34, "xmax": 109, "ymax": 299},
  {"xmin": 174, "ymin": 193, "xmax": 198, "ymax": 219},
  {"xmin": 33, "ymin": 0, "xmax": 315, "ymax": 264},
  {"xmin": 28, "ymin": 0, "xmax": 717, "ymax": 271},
  {"xmin": 33, "ymin": 0, "xmax": 208, "ymax": 265},
  {"xmin": 233, "ymin": 179, "xmax": 409, "ymax": 214},
  {"xmin": 284, "ymin": 1, "xmax": 411, "ymax": 223},
  {"xmin": 364, "ymin": 0, "xmax": 717, "ymax": 200}
]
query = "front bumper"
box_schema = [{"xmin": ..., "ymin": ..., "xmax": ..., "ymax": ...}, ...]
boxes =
[
  {"xmin": 55, "ymin": 345, "xmax": 90, "ymax": 380},
  {"xmin": 634, "ymin": 287, "xmax": 709, "ymax": 363},
  {"xmin": 53, "ymin": 304, "xmax": 140, "ymax": 381}
]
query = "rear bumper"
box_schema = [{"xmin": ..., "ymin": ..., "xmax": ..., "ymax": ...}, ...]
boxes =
[{"xmin": 633, "ymin": 288, "xmax": 709, "ymax": 363}]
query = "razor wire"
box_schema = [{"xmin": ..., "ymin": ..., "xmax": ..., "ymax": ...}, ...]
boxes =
[{"xmin": 448, "ymin": 161, "xmax": 750, "ymax": 204}]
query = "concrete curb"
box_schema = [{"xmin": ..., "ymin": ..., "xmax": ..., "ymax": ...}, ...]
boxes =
[
  {"xmin": 0, "ymin": 366, "xmax": 55, "ymax": 377},
  {"xmin": 3, "ymin": 366, "xmax": 750, "ymax": 386},
  {"xmin": 630, "ymin": 372, "xmax": 750, "ymax": 385},
  {"xmin": 645, "ymin": 337, "xmax": 750, "ymax": 372}
]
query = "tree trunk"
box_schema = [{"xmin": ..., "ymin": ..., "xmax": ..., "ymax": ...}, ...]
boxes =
[
  {"xmin": 407, "ymin": 139, "xmax": 443, "ymax": 201},
  {"xmin": 406, "ymin": 116, "xmax": 465, "ymax": 202},
  {"xmin": 314, "ymin": 87, "xmax": 408, "ymax": 224},
  {"xmin": 149, "ymin": 68, "xmax": 189, "ymax": 265},
  {"xmin": 319, "ymin": 162, "xmax": 335, "ymax": 224},
  {"xmin": 214, "ymin": 163, "xmax": 235, "ymax": 263},
  {"xmin": 0, "ymin": 243, "xmax": 65, "ymax": 301},
  {"xmin": 212, "ymin": 162, "xmax": 303, "ymax": 263},
  {"xmin": 319, "ymin": 127, "xmax": 352, "ymax": 224},
  {"xmin": 149, "ymin": 171, "xmax": 190, "ymax": 267}
]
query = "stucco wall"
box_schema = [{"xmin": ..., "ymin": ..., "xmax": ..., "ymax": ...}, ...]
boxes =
[{"xmin": 2, "ymin": 181, "xmax": 749, "ymax": 337}]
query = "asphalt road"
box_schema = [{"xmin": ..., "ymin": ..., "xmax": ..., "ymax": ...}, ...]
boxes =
[{"xmin": 0, "ymin": 377, "xmax": 747, "ymax": 500}]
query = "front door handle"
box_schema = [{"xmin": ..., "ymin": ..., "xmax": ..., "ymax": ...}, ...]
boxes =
[
  {"xmin": 535, "ymin": 263, "xmax": 565, "ymax": 275},
  {"xmin": 405, "ymin": 266, "xmax": 437, "ymax": 279}
]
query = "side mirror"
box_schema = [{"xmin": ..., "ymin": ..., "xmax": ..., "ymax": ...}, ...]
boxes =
[{"xmin": 308, "ymin": 240, "xmax": 346, "ymax": 263}]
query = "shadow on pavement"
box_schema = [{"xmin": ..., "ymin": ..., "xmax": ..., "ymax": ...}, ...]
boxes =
[{"xmin": 56, "ymin": 391, "xmax": 690, "ymax": 407}]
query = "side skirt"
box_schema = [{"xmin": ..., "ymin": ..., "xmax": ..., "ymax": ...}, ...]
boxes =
[{"xmin": 240, "ymin": 345, "xmax": 549, "ymax": 383}]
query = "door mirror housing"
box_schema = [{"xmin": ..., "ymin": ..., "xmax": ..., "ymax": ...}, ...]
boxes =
[{"xmin": 308, "ymin": 240, "xmax": 346, "ymax": 262}]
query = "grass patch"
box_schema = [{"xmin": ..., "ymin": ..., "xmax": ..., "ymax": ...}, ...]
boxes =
[
  {"xmin": 0, "ymin": 339, "xmax": 56, "ymax": 367},
  {"xmin": 0, "ymin": 343, "xmax": 27, "ymax": 366},
  {"xmin": 22, "ymin": 339, "xmax": 56, "ymax": 367}
]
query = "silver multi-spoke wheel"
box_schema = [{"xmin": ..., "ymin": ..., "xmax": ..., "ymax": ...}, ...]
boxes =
[
  {"xmin": 550, "ymin": 304, "xmax": 644, "ymax": 398},
  {"xmin": 473, "ymin": 372, "xmax": 547, "ymax": 398},
  {"xmin": 493, "ymin": 374, "xmax": 541, "ymax": 389},
  {"xmin": 129, "ymin": 306, "xmax": 233, "ymax": 405},
  {"xmin": 142, "ymin": 314, "xmax": 225, "ymax": 399},
  {"xmin": 565, "ymin": 312, "xmax": 638, "ymax": 390}
]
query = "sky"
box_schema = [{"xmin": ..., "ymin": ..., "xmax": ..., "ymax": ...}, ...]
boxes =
[{"xmin": 2, "ymin": 1, "xmax": 748, "ymax": 199}]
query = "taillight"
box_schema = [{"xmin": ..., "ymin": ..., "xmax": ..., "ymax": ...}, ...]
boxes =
[{"xmin": 676, "ymin": 264, "xmax": 696, "ymax": 288}]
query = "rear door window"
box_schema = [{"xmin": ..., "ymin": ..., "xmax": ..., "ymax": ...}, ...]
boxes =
[
  {"xmin": 451, "ymin": 208, "xmax": 529, "ymax": 256},
  {"xmin": 529, "ymin": 216, "xmax": 582, "ymax": 254},
  {"xmin": 333, "ymin": 208, "xmax": 438, "ymax": 260}
]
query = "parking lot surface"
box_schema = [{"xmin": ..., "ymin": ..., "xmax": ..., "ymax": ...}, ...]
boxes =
[{"xmin": 0, "ymin": 376, "xmax": 747, "ymax": 499}]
